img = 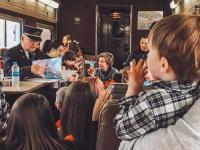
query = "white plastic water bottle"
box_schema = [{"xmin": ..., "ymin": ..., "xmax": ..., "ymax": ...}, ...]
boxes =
[
  {"xmin": 12, "ymin": 62, "xmax": 20, "ymax": 87},
  {"xmin": 0, "ymin": 68, "xmax": 4, "ymax": 82}
]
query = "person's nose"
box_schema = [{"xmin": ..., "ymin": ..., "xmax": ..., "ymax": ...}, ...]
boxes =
[
  {"xmin": 32, "ymin": 42, "xmax": 38, "ymax": 47},
  {"xmin": 31, "ymin": 44, "xmax": 37, "ymax": 50}
]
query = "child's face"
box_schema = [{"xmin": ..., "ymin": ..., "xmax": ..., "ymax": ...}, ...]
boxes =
[
  {"xmin": 147, "ymin": 41, "xmax": 161, "ymax": 80},
  {"xmin": 64, "ymin": 60, "xmax": 75, "ymax": 67},
  {"xmin": 140, "ymin": 38, "xmax": 148, "ymax": 52},
  {"xmin": 98, "ymin": 57, "xmax": 109, "ymax": 71},
  {"xmin": 62, "ymin": 37, "xmax": 68, "ymax": 46}
]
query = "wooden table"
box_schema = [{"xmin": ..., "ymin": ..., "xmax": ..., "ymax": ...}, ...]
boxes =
[
  {"xmin": 2, "ymin": 78, "xmax": 61, "ymax": 119},
  {"xmin": 3, "ymin": 78, "xmax": 60, "ymax": 94},
  {"xmin": 2, "ymin": 81, "xmax": 48, "ymax": 94}
]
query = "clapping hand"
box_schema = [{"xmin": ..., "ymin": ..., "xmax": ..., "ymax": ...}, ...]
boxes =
[{"xmin": 125, "ymin": 59, "xmax": 147, "ymax": 97}]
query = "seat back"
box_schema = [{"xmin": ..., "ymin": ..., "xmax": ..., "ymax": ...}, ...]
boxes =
[{"xmin": 96, "ymin": 83, "xmax": 127, "ymax": 150}]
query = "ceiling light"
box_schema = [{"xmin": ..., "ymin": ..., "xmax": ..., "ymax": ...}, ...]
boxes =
[
  {"xmin": 170, "ymin": 0, "xmax": 181, "ymax": 9},
  {"xmin": 49, "ymin": 0, "xmax": 59, "ymax": 9},
  {"xmin": 38, "ymin": 0, "xmax": 50, "ymax": 5},
  {"xmin": 111, "ymin": 12, "xmax": 122, "ymax": 19},
  {"xmin": 38, "ymin": 0, "xmax": 59, "ymax": 9}
]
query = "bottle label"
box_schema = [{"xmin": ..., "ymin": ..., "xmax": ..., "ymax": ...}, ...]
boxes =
[{"xmin": 12, "ymin": 72, "xmax": 19, "ymax": 76}]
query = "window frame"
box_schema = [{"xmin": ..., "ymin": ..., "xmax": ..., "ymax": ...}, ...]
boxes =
[
  {"xmin": 36, "ymin": 22, "xmax": 55, "ymax": 39},
  {"xmin": 0, "ymin": 18, "xmax": 5, "ymax": 48},
  {"xmin": 0, "ymin": 14, "xmax": 23, "ymax": 48}
]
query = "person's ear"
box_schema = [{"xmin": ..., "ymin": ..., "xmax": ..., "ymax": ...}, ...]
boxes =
[
  {"xmin": 160, "ymin": 56, "xmax": 169, "ymax": 73},
  {"xmin": 21, "ymin": 35, "xmax": 25, "ymax": 42}
]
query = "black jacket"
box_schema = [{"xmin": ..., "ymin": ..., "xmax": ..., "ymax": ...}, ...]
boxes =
[
  {"xmin": 123, "ymin": 48, "xmax": 148, "ymax": 66},
  {"xmin": 94, "ymin": 66, "xmax": 118, "ymax": 83},
  {"xmin": 3, "ymin": 44, "xmax": 44, "ymax": 79}
]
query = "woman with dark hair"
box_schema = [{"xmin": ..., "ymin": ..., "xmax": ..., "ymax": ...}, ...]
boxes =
[
  {"xmin": 68, "ymin": 41, "xmax": 84, "ymax": 75},
  {"xmin": 2, "ymin": 93, "xmax": 73, "ymax": 150},
  {"xmin": 62, "ymin": 50, "xmax": 77, "ymax": 69},
  {"xmin": 42, "ymin": 39, "xmax": 51, "ymax": 54},
  {"xmin": 42, "ymin": 40, "xmax": 60, "ymax": 58},
  {"xmin": 61, "ymin": 50, "xmax": 79, "ymax": 84},
  {"xmin": 60, "ymin": 81, "xmax": 97, "ymax": 150}
]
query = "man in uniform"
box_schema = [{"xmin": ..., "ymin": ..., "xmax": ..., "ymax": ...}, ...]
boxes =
[{"xmin": 3, "ymin": 25, "xmax": 45, "ymax": 79}]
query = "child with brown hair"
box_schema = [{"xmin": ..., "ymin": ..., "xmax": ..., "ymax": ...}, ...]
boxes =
[
  {"xmin": 114, "ymin": 14, "xmax": 200, "ymax": 141},
  {"xmin": 94, "ymin": 52, "xmax": 118, "ymax": 83}
]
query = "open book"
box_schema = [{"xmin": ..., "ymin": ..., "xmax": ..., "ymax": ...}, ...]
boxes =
[
  {"xmin": 33, "ymin": 57, "xmax": 62, "ymax": 79},
  {"xmin": 61, "ymin": 69, "xmax": 78, "ymax": 81}
]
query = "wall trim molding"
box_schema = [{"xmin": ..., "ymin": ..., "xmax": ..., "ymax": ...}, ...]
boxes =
[{"xmin": 0, "ymin": 1, "xmax": 57, "ymax": 23}]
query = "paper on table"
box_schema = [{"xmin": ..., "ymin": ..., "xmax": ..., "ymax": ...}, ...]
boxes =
[
  {"xmin": 32, "ymin": 58, "xmax": 62, "ymax": 79},
  {"xmin": 61, "ymin": 69, "xmax": 78, "ymax": 80},
  {"xmin": 25, "ymin": 78, "xmax": 60, "ymax": 83}
]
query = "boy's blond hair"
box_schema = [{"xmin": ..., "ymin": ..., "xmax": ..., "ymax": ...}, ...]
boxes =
[{"xmin": 148, "ymin": 14, "xmax": 200, "ymax": 83}]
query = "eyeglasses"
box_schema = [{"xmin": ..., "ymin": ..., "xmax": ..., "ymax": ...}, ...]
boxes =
[{"xmin": 24, "ymin": 35, "xmax": 40, "ymax": 46}]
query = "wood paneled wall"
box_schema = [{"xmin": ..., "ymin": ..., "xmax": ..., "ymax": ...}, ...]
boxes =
[
  {"xmin": 58, "ymin": 0, "xmax": 171, "ymax": 55},
  {"xmin": 0, "ymin": 0, "xmax": 57, "ymax": 23},
  {"xmin": 0, "ymin": 8, "xmax": 55, "ymax": 29}
]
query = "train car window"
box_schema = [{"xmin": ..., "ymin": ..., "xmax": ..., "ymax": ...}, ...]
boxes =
[
  {"xmin": 0, "ymin": 19, "xmax": 5, "ymax": 48},
  {"xmin": 6, "ymin": 20, "xmax": 21, "ymax": 48},
  {"xmin": 0, "ymin": 14, "xmax": 22, "ymax": 49},
  {"xmin": 37, "ymin": 23, "xmax": 54, "ymax": 49}
]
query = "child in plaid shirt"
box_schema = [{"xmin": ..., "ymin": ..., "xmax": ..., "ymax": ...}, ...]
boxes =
[
  {"xmin": 0, "ymin": 83, "xmax": 9, "ymax": 137},
  {"xmin": 114, "ymin": 14, "xmax": 200, "ymax": 140}
]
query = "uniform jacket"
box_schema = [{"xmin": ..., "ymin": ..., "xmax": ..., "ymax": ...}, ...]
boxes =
[{"xmin": 3, "ymin": 44, "xmax": 44, "ymax": 79}]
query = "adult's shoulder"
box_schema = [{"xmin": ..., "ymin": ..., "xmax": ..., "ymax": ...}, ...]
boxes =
[
  {"xmin": 94, "ymin": 68, "xmax": 100, "ymax": 73},
  {"xmin": 33, "ymin": 48, "xmax": 46, "ymax": 59},
  {"xmin": 3, "ymin": 44, "xmax": 21, "ymax": 55}
]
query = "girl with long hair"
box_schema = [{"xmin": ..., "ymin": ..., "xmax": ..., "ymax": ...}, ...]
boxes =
[
  {"xmin": 60, "ymin": 81, "xmax": 97, "ymax": 150},
  {"xmin": 3, "ymin": 93, "xmax": 73, "ymax": 150}
]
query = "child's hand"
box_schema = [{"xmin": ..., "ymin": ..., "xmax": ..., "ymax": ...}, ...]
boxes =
[
  {"xmin": 87, "ymin": 68, "xmax": 95, "ymax": 76},
  {"xmin": 126, "ymin": 59, "xmax": 147, "ymax": 97}
]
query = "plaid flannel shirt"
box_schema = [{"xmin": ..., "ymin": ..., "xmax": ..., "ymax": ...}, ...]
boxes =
[
  {"xmin": 0, "ymin": 85, "xmax": 9, "ymax": 134},
  {"xmin": 114, "ymin": 80, "xmax": 200, "ymax": 140}
]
